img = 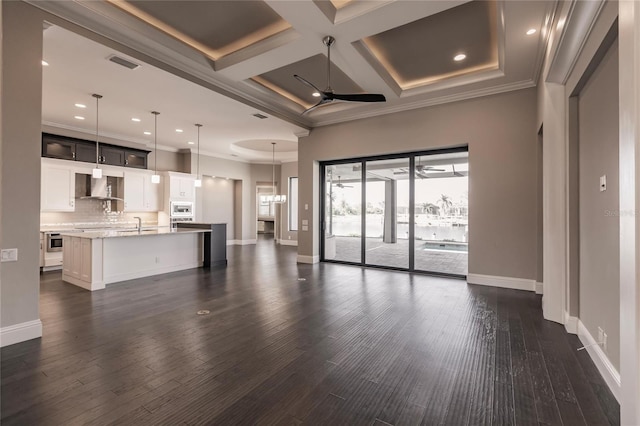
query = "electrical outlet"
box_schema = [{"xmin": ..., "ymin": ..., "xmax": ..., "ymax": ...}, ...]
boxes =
[
  {"xmin": 603, "ymin": 332, "xmax": 608, "ymax": 352},
  {"xmin": 597, "ymin": 327, "xmax": 604, "ymax": 345},
  {"xmin": 155, "ymin": 256, "xmax": 160, "ymax": 264}
]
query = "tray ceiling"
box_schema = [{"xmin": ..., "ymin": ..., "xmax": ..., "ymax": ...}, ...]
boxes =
[{"xmin": 33, "ymin": 0, "xmax": 557, "ymax": 137}]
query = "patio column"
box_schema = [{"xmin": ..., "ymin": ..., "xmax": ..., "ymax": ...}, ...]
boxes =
[{"xmin": 383, "ymin": 179, "xmax": 397, "ymax": 243}]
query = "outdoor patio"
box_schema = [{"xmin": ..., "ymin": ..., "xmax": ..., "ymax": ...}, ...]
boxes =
[{"xmin": 329, "ymin": 236, "xmax": 468, "ymax": 276}]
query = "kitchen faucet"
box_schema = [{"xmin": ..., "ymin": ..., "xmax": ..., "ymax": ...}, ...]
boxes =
[{"xmin": 133, "ymin": 216, "xmax": 142, "ymax": 232}]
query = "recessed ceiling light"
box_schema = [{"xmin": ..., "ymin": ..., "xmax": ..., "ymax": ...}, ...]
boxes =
[
  {"xmin": 526, "ymin": 28, "xmax": 537, "ymax": 35},
  {"xmin": 187, "ymin": 141, "xmax": 195, "ymax": 145},
  {"xmin": 143, "ymin": 131, "xmax": 151, "ymax": 135},
  {"xmin": 176, "ymin": 129, "xmax": 183, "ymax": 133},
  {"xmin": 74, "ymin": 116, "xmax": 85, "ymax": 120},
  {"xmin": 131, "ymin": 117, "xmax": 141, "ymax": 122},
  {"xmin": 453, "ymin": 53, "xmax": 466, "ymax": 61},
  {"xmin": 312, "ymin": 92, "xmax": 321, "ymax": 97},
  {"xmin": 41, "ymin": 60, "xmax": 49, "ymax": 66},
  {"xmin": 75, "ymin": 103, "xmax": 86, "ymax": 108}
]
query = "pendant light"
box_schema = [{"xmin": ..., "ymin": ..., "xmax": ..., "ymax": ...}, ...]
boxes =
[
  {"xmin": 269, "ymin": 142, "xmax": 286, "ymax": 204},
  {"xmin": 150, "ymin": 111, "xmax": 160, "ymax": 184},
  {"xmin": 194, "ymin": 123, "xmax": 202, "ymax": 187},
  {"xmin": 91, "ymin": 94, "xmax": 103, "ymax": 179}
]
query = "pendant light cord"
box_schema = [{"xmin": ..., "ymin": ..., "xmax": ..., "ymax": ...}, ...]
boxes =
[
  {"xmin": 92, "ymin": 94, "xmax": 102, "ymax": 167},
  {"xmin": 272, "ymin": 142, "xmax": 276, "ymax": 196},
  {"xmin": 152, "ymin": 111, "xmax": 159, "ymax": 175},
  {"xmin": 195, "ymin": 124, "xmax": 202, "ymax": 179}
]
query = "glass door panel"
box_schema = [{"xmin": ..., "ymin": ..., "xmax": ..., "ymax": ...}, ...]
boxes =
[
  {"xmin": 413, "ymin": 152, "xmax": 469, "ymax": 275},
  {"xmin": 324, "ymin": 163, "xmax": 362, "ymax": 263},
  {"xmin": 364, "ymin": 158, "xmax": 410, "ymax": 269}
]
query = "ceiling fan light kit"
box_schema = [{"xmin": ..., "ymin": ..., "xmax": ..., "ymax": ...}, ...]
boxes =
[{"xmin": 294, "ymin": 36, "xmax": 386, "ymax": 114}]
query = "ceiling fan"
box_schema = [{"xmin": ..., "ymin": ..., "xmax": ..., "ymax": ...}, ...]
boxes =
[
  {"xmin": 294, "ymin": 36, "xmax": 386, "ymax": 114},
  {"xmin": 334, "ymin": 176, "xmax": 353, "ymax": 188},
  {"xmin": 416, "ymin": 164, "xmax": 445, "ymax": 173}
]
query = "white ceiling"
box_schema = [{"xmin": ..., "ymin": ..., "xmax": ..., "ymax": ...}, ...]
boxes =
[
  {"xmin": 42, "ymin": 25, "xmax": 305, "ymax": 162},
  {"xmin": 36, "ymin": 0, "xmax": 557, "ymax": 162}
]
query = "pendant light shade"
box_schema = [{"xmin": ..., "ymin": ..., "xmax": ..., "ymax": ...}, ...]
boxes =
[
  {"xmin": 92, "ymin": 94, "xmax": 103, "ymax": 179},
  {"xmin": 266, "ymin": 142, "xmax": 286, "ymax": 204},
  {"xmin": 151, "ymin": 111, "xmax": 160, "ymax": 184},
  {"xmin": 194, "ymin": 124, "xmax": 202, "ymax": 187}
]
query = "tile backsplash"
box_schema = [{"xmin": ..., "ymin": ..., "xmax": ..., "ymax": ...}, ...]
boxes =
[{"xmin": 41, "ymin": 198, "xmax": 158, "ymax": 230}]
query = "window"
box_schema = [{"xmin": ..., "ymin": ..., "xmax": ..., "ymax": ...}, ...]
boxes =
[{"xmin": 289, "ymin": 177, "xmax": 298, "ymax": 231}]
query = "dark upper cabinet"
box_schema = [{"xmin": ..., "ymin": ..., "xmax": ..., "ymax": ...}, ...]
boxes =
[
  {"xmin": 100, "ymin": 145, "xmax": 125, "ymax": 167},
  {"xmin": 124, "ymin": 150, "xmax": 147, "ymax": 169},
  {"xmin": 42, "ymin": 133, "xmax": 149, "ymax": 169},
  {"xmin": 42, "ymin": 135, "xmax": 76, "ymax": 160},
  {"xmin": 75, "ymin": 142, "xmax": 97, "ymax": 163}
]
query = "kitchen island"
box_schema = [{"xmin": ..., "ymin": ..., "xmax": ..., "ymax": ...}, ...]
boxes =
[{"xmin": 61, "ymin": 228, "xmax": 211, "ymax": 291}]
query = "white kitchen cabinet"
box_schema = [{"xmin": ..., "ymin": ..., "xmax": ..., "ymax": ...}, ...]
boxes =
[
  {"xmin": 169, "ymin": 174, "xmax": 195, "ymax": 201},
  {"xmin": 63, "ymin": 236, "xmax": 93, "ymax": 284},
  {"xmin": 123, "ymin": 171, "xmax": 163, "ymax": 212},
  {"xmin": 41, "ymin": 164, "xmax": 75, "ymax": 211},
  {"xmin": 39, "ymin": 233, "xmax": 44, "ymax": 268}
]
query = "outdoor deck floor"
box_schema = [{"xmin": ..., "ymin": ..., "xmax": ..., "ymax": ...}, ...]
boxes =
[{"xmin": 330, "ymin": 236, "xmax": 468, "ymax": 275}]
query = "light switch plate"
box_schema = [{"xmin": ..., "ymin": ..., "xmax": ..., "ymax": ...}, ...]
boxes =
[
  {"xmin": 600, "ymin": 175, "xmax": 606, "ymax": 192},
  {"xmin": 1, "ymin": 248, "xmax": 18, "ymax": 262},
  {"xmin": 302, "ymin": 219, "xmax": 309, "ymax": 225},
  {"xmin": 304, "ymin": 204, "xmax": 309, "ymax": 210},
  {"xmin": 302, "ymin": 225, "xmax": 309, "ymax": 231}
]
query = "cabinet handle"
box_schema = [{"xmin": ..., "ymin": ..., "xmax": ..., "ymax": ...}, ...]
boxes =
[
  {"xmin": 72, "ymin": 152, "xmax": 76, "ymax": 159},
  {"xmin": 125, "ymin": 159, "xmax": 129, "ymax": 165}
]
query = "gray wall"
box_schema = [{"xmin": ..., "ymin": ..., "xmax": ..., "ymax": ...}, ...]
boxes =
[
  {"xmin": 1, "ymin": 1, "xmax": 43, "ymax": 331},
  {"xmin": 199, "ymin": 176, "xmax": 235, "ymax": 240},
  {"xmin": 298, "ymin": 88, "xmax": 540, "ymax": 280},
  {"xmin": 279, "ymin": 161, "xmax": 298, "ymax": 243},
  {"xmin": 578, "ymin": 40, "xmax": 620, "ymax": 370}
]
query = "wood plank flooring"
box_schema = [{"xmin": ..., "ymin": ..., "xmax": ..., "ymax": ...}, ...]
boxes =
[{"xmin": 1, "ymin": 237, "xmax": 619, "ymax": 425}]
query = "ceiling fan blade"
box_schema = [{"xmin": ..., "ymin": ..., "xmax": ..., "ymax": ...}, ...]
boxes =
[
  {"xmin": 294, "ymin": 74, "xmax": 323, "ymax": 94},
  {"xmin": 331, "ymin": 93, "xmax": 386, "ymax": 102},
  {"xmin": 301, "ymin": 98, "xmax": 332, "ymax": 115}
]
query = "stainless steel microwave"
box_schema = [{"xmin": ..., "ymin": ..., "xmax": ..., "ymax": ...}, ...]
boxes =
[{"xmin": 170, "ymin": 201, "xmax": 194, "ymax": 218}]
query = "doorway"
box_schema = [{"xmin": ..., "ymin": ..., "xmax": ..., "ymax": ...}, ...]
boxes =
[{"xmin": 321, "ymin": 147, "xmax": 468, "ymax": 277}]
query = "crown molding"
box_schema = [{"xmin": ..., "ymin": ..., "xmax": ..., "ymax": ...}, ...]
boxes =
[{"xmin": 546, "ymin": 0, "xmax": 606, "ymax": 84}]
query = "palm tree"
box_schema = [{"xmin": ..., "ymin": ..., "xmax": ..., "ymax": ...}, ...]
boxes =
[
  {"xmin": 421, "ymin": 202, "xmax": 439, "ymax": 215},
  {"xmin": 437, "ymin": 194, "xmax": 452, "ymax": 217}
]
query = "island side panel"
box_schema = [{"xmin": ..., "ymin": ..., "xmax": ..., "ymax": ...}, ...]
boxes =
[{"xmin": 102, "ymin": 233, "xmax": 202, "ymax": 284}]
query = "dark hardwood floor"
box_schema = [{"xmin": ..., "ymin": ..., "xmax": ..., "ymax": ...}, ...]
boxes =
[{"xmin": 1, "ymin": 237, "xmax": 619, "ymax": 425}]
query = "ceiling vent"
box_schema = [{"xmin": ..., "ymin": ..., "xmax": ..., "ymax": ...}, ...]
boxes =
[
  {"xmin": 252, "ymin": 113, "xmax": 268, "ymax": 119},
  {"xmin": 107, "ymin": 55, "xmax": 141, "ymax": 70}
]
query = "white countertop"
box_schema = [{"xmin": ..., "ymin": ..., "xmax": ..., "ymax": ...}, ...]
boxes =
[{"xmin": 60, "ymin": 227, "xmax": 211, "ymax": 239}]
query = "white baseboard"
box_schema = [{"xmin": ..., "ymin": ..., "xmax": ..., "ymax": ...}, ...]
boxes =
[
  {"xmin": 227, "ymin": 239, "xmax": 257, "ymax": 246},
  {"xmin": 577, "ymin": 320, "xmax": 621, "ymax": 403},
  {"xmin": 466, "ymin": 274, "xmax": 537, "ymax": 292},
  {"xmin": 1, "ymin": 319, "xmax": 43, "ymax": 347},
  {"xmin": 564, "ymin": 312, "xmax": 578, "ymax": 334},
  {"xmin": 278, "ymin": 239, "xmax": 298, "ymax": 246},
  {"xmin": 297, "ymin": 255, "xmax": 319, "ymax": 264},
  {"xmin": 535, "ymin": 281, "xmax": 544, "ymax": 294}
]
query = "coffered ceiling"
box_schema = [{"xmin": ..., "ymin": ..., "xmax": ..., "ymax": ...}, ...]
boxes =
[{"xmin": 33, "ymin": 0, "xmax": 557, "ymax": 159}]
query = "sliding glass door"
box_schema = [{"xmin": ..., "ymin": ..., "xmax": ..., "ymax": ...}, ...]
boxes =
[
  {"xmin": 321, "ymin": 148, "xmax": 468, "ymax": 277},
  {"xmin": 323, "ymin": 163, "xmax": 362, "ymax": 263},
  {"xmin": 413, "ymin": 152, "xmax": 468, "ymax": 275},
  {"xmin": 364, "ymin": 158, "xmax": 410, "ymax": 269}
]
